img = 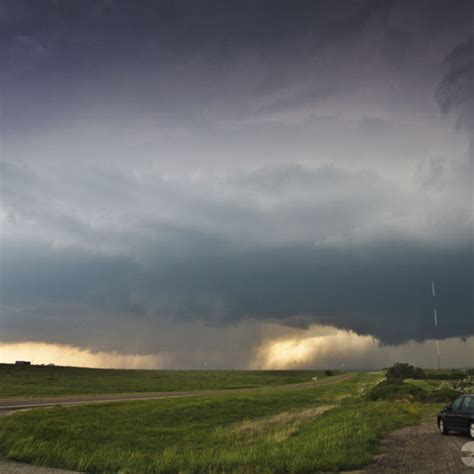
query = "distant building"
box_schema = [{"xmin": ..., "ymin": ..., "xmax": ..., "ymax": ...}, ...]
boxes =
[{"xmin": 15, "ymin": 361, "xmax": 31, "ymax": 365}]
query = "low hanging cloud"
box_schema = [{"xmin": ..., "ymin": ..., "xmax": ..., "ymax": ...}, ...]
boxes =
[
  {"xmin": 0, "ymin": 1, "xmax": 473, "ymax": 368},
  {"xmin": 1, "ymin": 159, "xmax": 472, "ymax": 355},
  {"xmin": 1, "ymin": 212, "xmax": 472, "ymax": 354},
  {"xmin": 251, "ymin": 325, "xmax": 474, "ymax": 370},
  {"xmin": 1, "ymin": 324, "xmax": 472, "ymax": 370}
]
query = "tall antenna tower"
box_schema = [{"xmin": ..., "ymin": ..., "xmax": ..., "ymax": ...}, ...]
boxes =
[{"xmin": 431, "ymin": 281, "xmax": 441, "ymax": 369}]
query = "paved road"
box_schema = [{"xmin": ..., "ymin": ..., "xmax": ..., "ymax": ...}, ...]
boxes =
[
  {"xmin": 361, "ymin": 419, "xmax": 474, "ymax": 473},
  {"xmin": 0, "ymin": 372, "xmax": 355, "ymax": 411}
]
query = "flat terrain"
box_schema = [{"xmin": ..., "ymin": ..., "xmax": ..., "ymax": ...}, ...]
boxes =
[
  {"xmin": 0, "ymin": 373, "xmax": 353, "ymax": 410},
  {"xmin": 0, "ymin": 364, "xmax": 332, "ymax": 398},
  {"xmin": 0, "ymin": 372, "xmax": 441, "ymax": 473},
  {"xmin": 5, "ymin": 406, "xmax": 470, "ymax": 474},
  {"xmin": 2, "ymin": 367, "xmax": 470, "ymax": 473}
]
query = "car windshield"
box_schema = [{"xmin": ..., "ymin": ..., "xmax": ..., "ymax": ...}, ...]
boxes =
[{"xmin": 461, "ymin": 396, "xmax": 474, "ymax": 411}]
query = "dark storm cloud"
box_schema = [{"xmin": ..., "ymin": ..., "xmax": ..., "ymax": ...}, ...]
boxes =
[
  {"xmin": 1, "ymin": 0, "xmax": 473, "ymax": 361},
  {"xmin": 1, "ymin": 0, "xmax": 471, "ymax": 134},
  {"xmin": 435, "ymin": 38, "xmax": 473, "ymax": 215},
  {"xmin": 1, "ymin": 0, "xmax": 378, "ymax": 131},
  {"xmin": 2, "ymin": 158, "xmax": 471, "ymax": 351},
  {"xmin": 0, "ymin": 235, "xmax": 472, "ymax": 353},
  {"xmin": 436, "ymin": 39, "xmax": 474, "ymax": 131}
]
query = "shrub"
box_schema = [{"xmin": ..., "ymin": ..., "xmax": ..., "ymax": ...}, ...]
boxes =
[
  {"xmin": 424, "ymin": 388, "xmax": 461, "ymax": 403},
  {"xmin": 365, "ymin": 381, "xmax": 461, "ymax": 403},
  {"xmin": 324, "ymin": 370, "xmax": 334, "ymax": 376},
  {"xmin": 413, "ymin": 367, "xmax": 426, "ymax": 379},
  {"xmin": 438, "ymin": 381, "xmax": 454, "ymax": 390},
  {"xmin": 453, "ymin": 376, "xmax": 474, "ymax": 394},
  {"xmin": 385, "ymin": 363, "xmax": 425, "ymax": 382},
  {"xmin": 365, "ymin": 381, "xmax": 425, "ymax": 401},
  {"xmin": 428, "ymin": 372, "xmax": 467, "ymax": 380}
]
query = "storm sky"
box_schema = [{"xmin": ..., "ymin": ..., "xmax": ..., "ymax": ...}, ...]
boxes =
[{"xmin": 0, "ymin": 0, "xmax": 472, "ymax": 369}]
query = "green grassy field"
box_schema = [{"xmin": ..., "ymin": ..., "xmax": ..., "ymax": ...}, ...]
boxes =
[
  {"xmin": 0, "ymin": 364, "xmax": 333, "ymax": 398},
  {"xmin": 0, "ymin": 371, "xmax": 440, "ymax": 473}
]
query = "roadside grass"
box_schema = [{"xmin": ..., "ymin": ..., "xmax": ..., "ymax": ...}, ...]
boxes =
[
  {"xmin": 406, "ymin": 376, "xmax": 474, "ymax": 394},
  {"xmin": 423, "ymin": 369, "xmax": 470, "ymax": 379},
  {"xmin": 0, "ymin": 364, "xmax": 334, "ymax": 398},
  {"xmin": 225, "ymin": 405, "xmax": 336, "ymax": 443},
  {"xmin": 405, "ymin": 378, "xmax": 445, "ymax": 390},
  {"xmin": 0, "ymin": 371, "xmax": 441, "ymax": 473}
]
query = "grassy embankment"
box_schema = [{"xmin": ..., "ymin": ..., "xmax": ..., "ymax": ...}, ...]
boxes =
[
  {"xmin": 0, "ymin": 371, "xmax": 440, "ymax": 473},
  {"xmin": 0, "ymin": 364, "xmax": 334, "ymax": 398}
]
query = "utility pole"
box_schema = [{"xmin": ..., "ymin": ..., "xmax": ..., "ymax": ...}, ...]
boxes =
[{"xmin": 432, "ymin": 281, "xmax": 441, "ymax": 370}]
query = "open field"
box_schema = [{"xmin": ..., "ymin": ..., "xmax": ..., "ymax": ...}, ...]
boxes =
[
  {"xmin": 1, "ymin": 368, "xmax": 471, "ymax": 473},
  {"xmin": 0, "ymin": 373, "xmax": 354, "ymax": 410},
  {"xmin": 0, "ymin": 371, "xmax": 443, "ymax": 473},
  {"xmin": 0, "ymin": 364, "xmax": 334, "ymax": 398}
]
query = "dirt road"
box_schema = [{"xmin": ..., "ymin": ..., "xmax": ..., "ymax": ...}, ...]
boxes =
[
  {"xmin": 0, "ymin": 372, "xmax": 354, "ymax": 410},
  {"xmin": 362, "ymin": 419, "xmax": 474, "ymax": 473}
]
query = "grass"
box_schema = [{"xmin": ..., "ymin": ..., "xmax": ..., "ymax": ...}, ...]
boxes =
[
  {"xmin": 0, "ymin": 371, "xmax": 441, "ymax": 473},
  {"xmin": 405, "ymin": 378, "xmax": 445, "ymax": 390},
  {"xmin": 0, "ymin": 364, "xmax": 334, "ymax": 398},
  {"xmin": 423, "ymin": 369, "xmax": 469, "ymax": 379}
]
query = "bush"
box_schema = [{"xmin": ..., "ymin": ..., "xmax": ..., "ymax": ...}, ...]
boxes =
[
  {"xmin": 428, "ymin": 372, "xmax": 467, "ymax": 380},
  {"xmin": 365, "ymin": 381, "xmax": 425, "ymax": 401},
  {"xmin": 385, "ymin": 363, "xmax": 425, "ymax": 382},
  {"xmin": 453, "ymin": 376, "xmax": 474, "ymax": 394},
  {"xmin": 438, "ymin": 381, "xmax": 454, "ymax": 390},
  {"xmin": 424, "ymin": 388, "xmax": 461, "ymax": 403},
  {"xmin": 413, "ymin": 367, "xmax": 426, "ymax": 379},
  {"xmin": 365, "ymin": 380, "xmax": 461, "ymax": 403},
  {"xmin": 324, "ymin": 370, "xmax": 334, "ymax": 376}
]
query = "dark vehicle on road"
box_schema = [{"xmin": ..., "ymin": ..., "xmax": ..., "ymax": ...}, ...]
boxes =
[{"xmin": 438, "ymin": 394, "xmax": 474, "ymax": 437}]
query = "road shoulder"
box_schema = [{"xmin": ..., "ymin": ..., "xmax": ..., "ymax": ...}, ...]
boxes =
[{"xmin": 359, "ymin": 418, "xmax": 473, "ymax": 473}]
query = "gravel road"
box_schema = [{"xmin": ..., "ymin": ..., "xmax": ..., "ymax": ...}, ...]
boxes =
[
  {"xmin": 0, "ymin": 456, "xmax": 78, "ymax": 474},
  {"xmin": 361, "ymin": 419, "xmax": 474, "ymax": 473}
]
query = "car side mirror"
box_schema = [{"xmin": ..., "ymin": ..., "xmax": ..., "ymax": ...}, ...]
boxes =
[{"xmin": 445, "ymin": 405, "xmax": 452, "ymax": 411}]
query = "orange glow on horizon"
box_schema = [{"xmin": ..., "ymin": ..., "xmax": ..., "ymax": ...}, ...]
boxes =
[{"xmin": 0, "ymin": 342, "xmax": 166, "ymax": 369}]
